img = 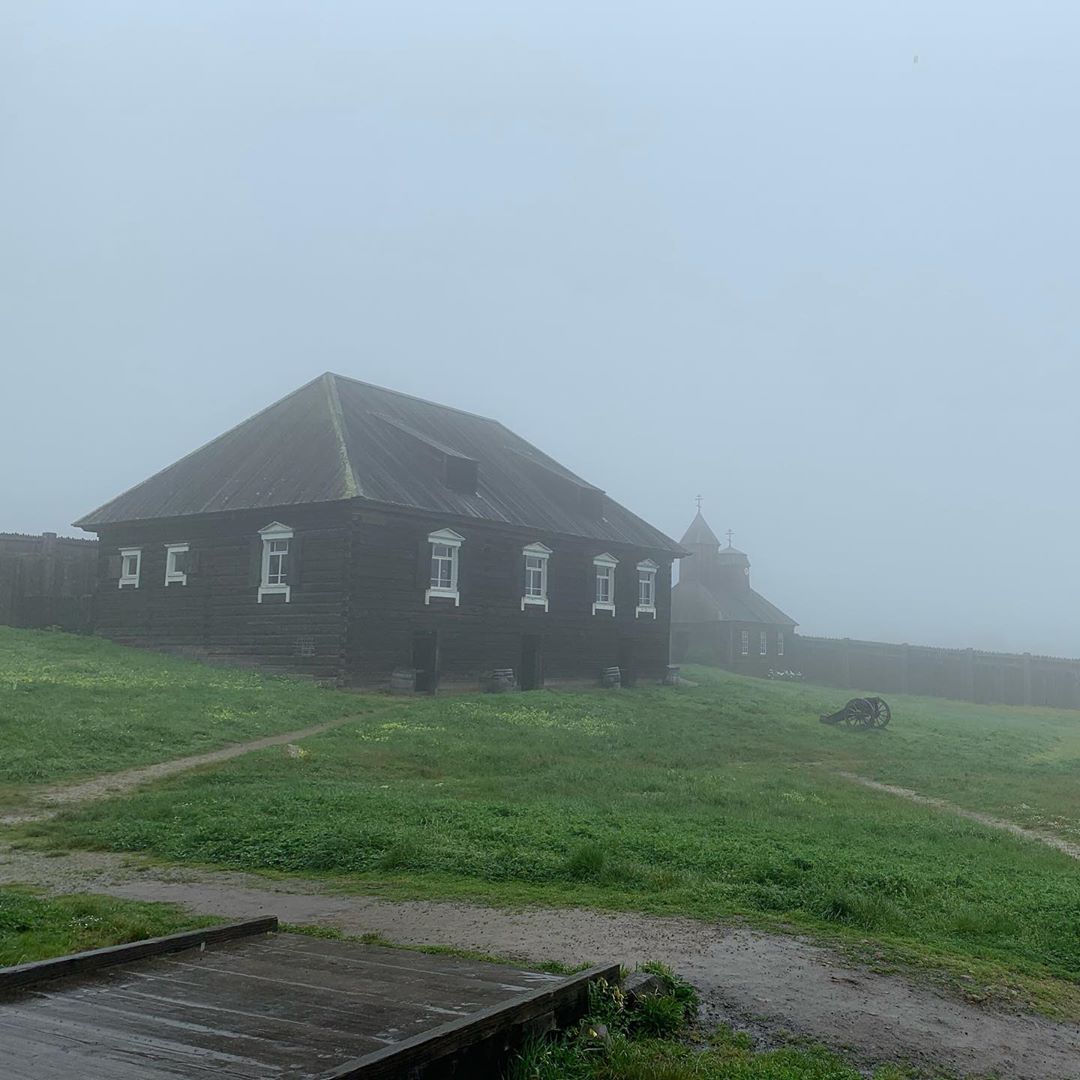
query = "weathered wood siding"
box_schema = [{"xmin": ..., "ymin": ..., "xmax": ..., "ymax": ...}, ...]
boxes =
[
  {"xmin": 92, "ymin": 504, "xmax": 351, "ymax": 680},
  {"xmin": 345, "ymin": 508, "xmax": 673, "ymax": 690},
  {"xmin": 90, "ymin": 502, "xmax": 673, "ymax": 689},
  {"xmin": 671, "ymin": 620, "xmax": 794, "ymax": 675}
]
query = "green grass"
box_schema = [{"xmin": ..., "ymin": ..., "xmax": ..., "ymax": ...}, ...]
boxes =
[
  {"xmin": 5, "ymin": 630, "xmax": 1078, "ymax": 1016},
  {"xmin": 512, "ymin": 1028, "xmax": 916, "ymax": 1080},
  {"xmin": 0, "ymin": 886, "xmax": 214, "ymax": 966},
  {"xmin": 685, "ymin": 666, "xmax": 1080, "ymax": 843},
  {"xmin": 29, "ymin": 666, "xmax": 1080, "ymax": 1016},
  {"xmin": 509, "ymin": 968, "xmax": 913, "ymax": 1080},
  {"xmin": 0, "ymin": 627, "xmax": 362, "ymax": 790}
]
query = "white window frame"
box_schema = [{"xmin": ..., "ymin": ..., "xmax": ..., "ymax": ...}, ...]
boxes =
[
  {"xmin": 164, "ymin": 543, "xmax": 189, "ymax": 587},
  {"xmin": 258, "ymin": 522, "xmax": 293, "ymax": 603},
  {"xmin": 592, "ymin": 553, "xmax": 618, "ymax": 615},
  {"xmin": 777, "ymin": 631, "xmax": 785, "ymax": 657},
  {"xmin": 635, "ymin": 559, "xmax": 658, "ymax": 619},
  {"xmin": 521, "ymin": 542, "xmax": 552, "ymax": 611},
  {"xmin": 118, "ymin": 547, "xmax": 141, "ymax": 589},
  {"xmin": 425, "ymin": 528, "xmax": 464, "ymax": 605},
  {"xmin": 760, "ymin": 630, "xmax": 768, "ymax": 656},
  {"xmin": 740, "ymin": 629, "xmax": 749, "ymax": 656}
]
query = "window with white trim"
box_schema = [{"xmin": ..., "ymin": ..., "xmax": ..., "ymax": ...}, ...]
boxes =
[
  {"xmin": 740, "ymin": 629, "xmax": 749, "ymax": 656},
  {"xmin": 760, "ymin": 630, "xmax": 768, "ymax": 656},
  {"xmin": 164, "ymin": 543, "xmax": 189, "ymax": 587},
  {"xmin": 592, "ymin": 553, "xmax": 618, "ymax": 615},
  {"xmin": 777, "ymin": 631, "xmax": 785, "ymax": 657},
  {"xmin": 521, "ymin": 542, "xmax": 551, "ymax": 611},
  {"xmin": 118, "ymin": 548, "xmax": 141, "ymax": 589},
  {"xmin": 636, "ymin": 559, "xmax": 658, "ymax": 618},
  {"xmin": 426, "ymin": 528, "xmax": 464, "ymax": 605},
  {"xmin": 258, "ymin": 522, "xmax": 293, "ymax": 603}
]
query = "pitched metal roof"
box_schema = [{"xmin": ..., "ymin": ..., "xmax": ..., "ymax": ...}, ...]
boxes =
[
  {"xmin": 719, "ymin": 587, "xmax": 798, "ymax": 626},
  {"xmin": 672, "ymin": 578, "xmax": 798, "ymax": 627},
  {"xmin": 679, "ymin": 511, "xmax": 721, "ymax": 548},
  {"xmin": 75, "ymin": 373, "xmax": 684, "ymax": 554}
]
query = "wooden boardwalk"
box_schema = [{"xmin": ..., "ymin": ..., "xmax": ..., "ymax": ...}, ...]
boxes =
[{"xmin": 0, "ymin": 919, "xmax": 616, "ymax": 1078}]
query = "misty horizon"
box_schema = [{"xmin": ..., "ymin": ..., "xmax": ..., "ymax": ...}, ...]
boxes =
[{"xmin": 4, "ymin": 2, "xmax": 1079, "ymax": 657}]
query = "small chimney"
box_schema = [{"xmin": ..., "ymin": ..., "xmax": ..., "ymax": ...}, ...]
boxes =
[{"xmin": 444, "ymin": 455, "xmax": 479, "ymax": 494}]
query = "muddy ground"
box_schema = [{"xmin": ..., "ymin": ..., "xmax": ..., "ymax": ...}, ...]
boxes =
[{"xmin": 1, "ymin": 843, "xmax": 1077, "ymax": 1079}]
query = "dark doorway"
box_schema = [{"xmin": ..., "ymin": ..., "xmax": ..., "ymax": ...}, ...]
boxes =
[
  {"xmin": 520, "ymin": 634, "xmax": 543, "ymax": 691},
  {"xmin": 412, "ymin": 631, "xmax": 439, "ymax": 693},
  {"xmin": 617, "ymin": 637, "xmax": 637, "ymax": 688}
]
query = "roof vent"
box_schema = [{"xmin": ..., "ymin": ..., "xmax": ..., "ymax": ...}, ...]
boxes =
[{"xmin": 444, "ymin": 456, "xmax": 479, "ymax": 494}]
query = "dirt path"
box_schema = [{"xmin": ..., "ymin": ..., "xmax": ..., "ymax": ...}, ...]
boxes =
[
  {"xmin": 0, "ymin": 714, "xmax": 359, "ymax": 826},
  {"xmin": 838, "ymin": 772, "xmax": 1080, "ymax": 860},
  {"xmin": 0, "ymin": 844, "xmax": 1077, "ymax": 1079}
]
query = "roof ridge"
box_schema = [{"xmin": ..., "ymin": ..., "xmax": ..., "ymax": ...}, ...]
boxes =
[
  {"xmin": 328, "ymin": 371, "xmax": 503, "ymax": 427},
  {"xmin": 323, "ymin": 374, "xmax": 362, "ymax": 499}
]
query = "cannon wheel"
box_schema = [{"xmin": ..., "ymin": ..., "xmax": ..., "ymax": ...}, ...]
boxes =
[
  {"xmin": 843, "ymin": 698, "xmax": 875, "ymax": 728},
  {"xmin": 870, "ymin": 698, "xmax": 892, "ymax": 728}
]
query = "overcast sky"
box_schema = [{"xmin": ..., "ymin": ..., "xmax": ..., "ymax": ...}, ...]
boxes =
[{"xmin": 3, "ymin": 2, "xmax": 1078, "ymax": 655}]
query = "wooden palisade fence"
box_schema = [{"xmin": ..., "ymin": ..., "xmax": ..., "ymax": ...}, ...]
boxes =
[
  {"xmin": 797, "ymin": 634, "xmax": 1080, "ymax": 709},
  {"xmin": 0, "ymin": 532, "xmax": 97, "ymax": 633}
]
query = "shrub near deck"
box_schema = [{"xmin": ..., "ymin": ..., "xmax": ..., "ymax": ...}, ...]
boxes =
[{"xmin": 38, "ymin": 678, "xmax": 1080, "ymax": 1012}]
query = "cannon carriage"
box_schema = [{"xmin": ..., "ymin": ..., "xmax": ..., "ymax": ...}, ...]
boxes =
[{"xmin": 820, "ymin": 696, "xmax": 891, "ymax": 730}]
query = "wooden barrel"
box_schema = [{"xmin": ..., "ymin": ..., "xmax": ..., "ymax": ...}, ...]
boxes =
[
  {"xmin": 481, "ymin": 668, "xmax": 516, "ymax": 693},
  {"xmin": 390, "ymin": 668, "xmax": 418, "ymax": 694},
  {"xmin": 601, "ymin": 665, "xmax": 621, "ymax": 689}
]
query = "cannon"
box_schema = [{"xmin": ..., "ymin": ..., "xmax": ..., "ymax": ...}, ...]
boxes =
[{"xmin": 820, "ymin": 697, "xmax": 891, "ymax": 730}]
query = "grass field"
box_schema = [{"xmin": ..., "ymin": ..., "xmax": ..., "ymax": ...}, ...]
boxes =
[
  {"xmin": 17, "ymin": 645, "xmax": 1079, "ymax": 1018},
  {"xmin": 0, "ymin": 886, "xmax": 213, "ymax": 966},
  {"xmin": 0, "ymin": 627, "xmax": 361, "ymax": 795}
]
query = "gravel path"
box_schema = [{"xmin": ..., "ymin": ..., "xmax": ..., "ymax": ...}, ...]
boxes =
[
  {"xmin": 0, "ymin": 844, "xmax": 1077, "ymax": 1079},
  {"xmin": 838, "ymin": 772, "xmax": 1080, "ymax": 860}
]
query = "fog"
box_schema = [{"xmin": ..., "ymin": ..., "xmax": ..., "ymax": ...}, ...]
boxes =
[{"xmin": 3, "ymin": 2, "xmax": 1078, "ymax": 655}]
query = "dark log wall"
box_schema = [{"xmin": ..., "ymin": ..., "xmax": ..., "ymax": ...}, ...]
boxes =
[
  {"xmin": 92, "ymin": 505, "xmax": 351, "ymax": 681},
  {"xmin": 670, "ymin": 620, "xmax": 793, "ymax": 675},
  {"xmin": 346, "ymin": 507, "xmax": 673, "ymax": 690}
]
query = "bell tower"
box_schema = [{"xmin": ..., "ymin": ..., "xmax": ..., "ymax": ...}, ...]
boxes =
[
  {"xmin": 714, "ymin": 530, "xmax": 751, "ymax": 595},
  {"xmin": 678, "ymin": 498, "xmax": 721, "ymax": 587}
]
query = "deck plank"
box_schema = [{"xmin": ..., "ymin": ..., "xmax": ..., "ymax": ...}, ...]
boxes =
[
  {"xmin": 159, "ymin": 942, "xmax": 545, "ymax": 1008},
  {"xmin": 0, "ymin": 930, "xmax": 610, "ymax": 1079}
]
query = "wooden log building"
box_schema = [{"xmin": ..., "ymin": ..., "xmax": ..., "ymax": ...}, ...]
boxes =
[
  {"xmin": 670, "ymin": 510, "xmax": 797, "ymax": 674},
  {"xmin": 75, "ymin": 373, "xmax": 684, "ymax": 690}
]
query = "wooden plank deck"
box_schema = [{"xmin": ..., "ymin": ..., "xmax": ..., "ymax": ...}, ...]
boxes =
[{"xmin": 0, "ymin": 926, "xmax": 617, "ymax": 1078}]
